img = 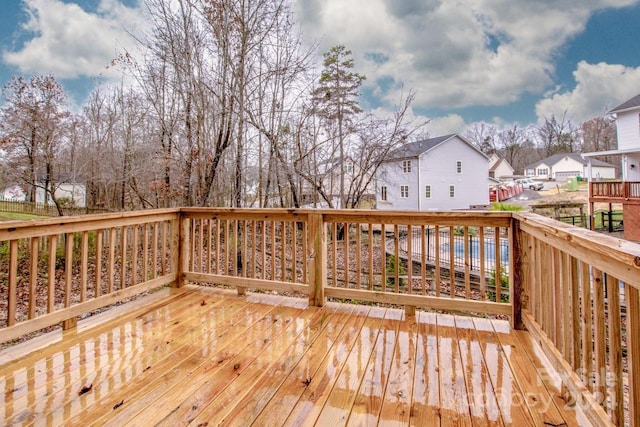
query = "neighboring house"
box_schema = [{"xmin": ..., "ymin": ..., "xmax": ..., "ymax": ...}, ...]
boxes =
[
  {"xmin": 376, "ymin": 134, "xmax": 489, "ymax": 211},
  {"xmin": 35, "ymin": 182, "xmax": 87, "ymax": 208},
  {"xmin": 1, "ymin": 185, "xmax": 26, "ymax": 201},
  {"xmin": 584, "ymin": 92, "xmax": 640, "ymax": 240},
  {"xmin": 488, "ymin": 154, "xmax": 515, "ymax": 180},
  {"xmin": 524, "ymin": 153, "xmax": 615, "ymax": 182}
]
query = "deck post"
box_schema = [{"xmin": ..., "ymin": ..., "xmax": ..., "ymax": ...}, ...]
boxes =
[
  {"xmin": 172, "ymin": 212, "xmax": 188, "ymax": 288},
  {"xmin": 627, "ymin": 284, "xmax": 640, "ymax": 426},
  {"xmin": 510, "ymin": 217, "xmax": 525, "ymax": 330},
  {"xmin": 308, "ymin": 213, "xmax": 326, "ymax": 307}
]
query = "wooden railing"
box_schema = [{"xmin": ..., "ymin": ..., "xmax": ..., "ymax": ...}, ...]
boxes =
[
  {"xmin": 0, "ymin": 209, "xmax": 180, "ymax": 343},
  {"xmin": 1, "ymin": 208, "xmax": 640, "ymax": 425},
  {"xmin": 515, "ymin": 212, "xmax": 640, "ymax": 426},
  {"xmin": 590, "ymin": 181, "xmax": 640, "ymax": 201}
]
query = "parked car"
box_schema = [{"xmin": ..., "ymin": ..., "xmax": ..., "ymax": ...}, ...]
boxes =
[{"xmin": 516, "ymin": 178, "xmax": 544, "ymax": 190}]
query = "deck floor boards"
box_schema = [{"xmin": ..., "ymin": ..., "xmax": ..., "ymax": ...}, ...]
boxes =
[{"xmin": 0, "ymin": 286, "xmax": 589, "ymax": 426}]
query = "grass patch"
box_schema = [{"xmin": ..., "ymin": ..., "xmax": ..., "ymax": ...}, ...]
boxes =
[{"xmin": 0, "ymin": 212, "xmax": 47, "ymax": 221}]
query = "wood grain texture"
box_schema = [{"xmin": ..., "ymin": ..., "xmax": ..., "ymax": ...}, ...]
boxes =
[{"xmin": 0, "ymin": 288, "xmax": 588, "ymax": 426}]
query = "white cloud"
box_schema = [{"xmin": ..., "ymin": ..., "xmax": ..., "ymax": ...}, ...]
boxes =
[
  {"xmin": 2, "ymin": 0, "xmax": 143, "ymax": 79},
  {"xmin": 427, "ymin": 114, "xmax": 467, "ymax": 136},
  {"xmin": 535, "ymin": 61, "xmax": 640, "ymax": 122},
  {"xmin": 295, "ymin": 0, "xmax": 639, "ymax": 111}
]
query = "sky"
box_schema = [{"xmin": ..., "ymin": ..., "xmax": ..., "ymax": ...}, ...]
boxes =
[{"xmin": 2, "ymin": 0, "xmax": 640, "ymax": 136}]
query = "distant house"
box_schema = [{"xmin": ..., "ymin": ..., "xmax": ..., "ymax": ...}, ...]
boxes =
[
  {"xmin": 524, "ymin": 153, "xmax": 615, "ymax": 182},
  {"xmin": 584, "ymin": 93, "xmax": 640, "ymax": 240},
  {"xmin": 376, "ymin": 134, "xmax": 489, "ymax": 211},
  {"xmin": 1, "ymin": 185, "xmax": 26, "ymax": 201},
  {"xmin": 35, "ymin": 182, "xmax": 87, "ymax": 208},
  {"xmin": 488, "ymin": 154, "xmax": 515, "ymax": 180}
]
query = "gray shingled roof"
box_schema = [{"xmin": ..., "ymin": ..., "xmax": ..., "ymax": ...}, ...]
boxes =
[
  {"xmin": 383, "ymin": 134, "xmax": 456, "ymax": 161},
  {"xmin": 610, "ymin": 93, "xmax": 640, "ymax": 113},
  {"xmin": 525, "ymin": 153, "xmax": 614, "ymax": 170}
]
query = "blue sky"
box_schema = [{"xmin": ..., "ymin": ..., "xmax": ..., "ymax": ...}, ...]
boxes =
[{"xmin": 2, "ymin": 0, "xmax": 640, "ymax": 135}]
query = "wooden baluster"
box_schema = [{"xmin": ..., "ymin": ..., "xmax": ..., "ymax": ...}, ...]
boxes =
[
  {"xmin": 80, "ymin": 231, "xmax": 88, "ymax": 302},
  {"xmin": 142, "ymin": 223, "xmax": 149, "ymax": 281},
  {"xmin": 479, "ymin": 227, "xmax": 486, "ymax": 300},
  {"xmin": 580, "ymin": 261, "xmax": 593, "ymax": 390},
  {"xmin": 626, "ymin": 284, "xmax": 640, "ymax": 426},
  {"xmin": 394, "ymin": 224, "xmax": 400, "ymax": 292},
  {"xmin": 29, "ymin": 237, "xmax": 38, "ymax": 319},
  {"xmin": 132, "ymin": 226, "xmax": 139, "ymax": 285},
  {"xmin": 494, "ymin": 227, "xmax": 501, "ymax": 303},
  {"xmin": 435, "ymin": 225, "xmax": 440, "ymax": 297},
  {"xmin": 464, "ymin": 226, "xmax": 470, "ymax": 299},
  {"xmin": 120, "ymin": 226, "xmax": 127, "ymax": 289},
  {"xmin": 407, "ymin": 224, "xmax": 412, "ymax": 294},
  {"xmin": 605, "ymin": 275, "xmax": 623, "ymax": 424},
  {"xmin": 292, "ymin": 221, "xmax": 297, "ymax": 282},
  {"xmin": 8, "ymin": 239, "xmax": 18, "ymax": 326},
  {"xmin": 151, "ymin": 222, "xmax": 159, "ymax": 279},
  {"xmin": 449, "ymin": 226, "xmax": 455, "ymax": 298},
  {"xmin": 109, "ymin": 228, "xmax": 116, "ymax": 293},
  {"xmin": 344, "ymin": 222, "xmax": 349, "ymax": 288},
  {"xmin": 48, "ymin": 235, "xmax": 57, "ymax": 313},
  {"xmin": 592, "ymin": 268, "xmax": 606, "ymax": 405},
  {"xmin": 96, "ymin": 230, "xmax": 103, "ymax": 297},
  {"xmin": 368, "ymin": 224, "xmax": 373, "ymax": 290},
  {"xmin": 381, "ymin": 223, "xmax": 386, "ymax": 292},
  {"xmin": 420, "ymin": 225, "xmax": 426, "ymax": 295},
  {"xmin": 355, "ymin": 223, "xmax": 361, "ymax": 289}
]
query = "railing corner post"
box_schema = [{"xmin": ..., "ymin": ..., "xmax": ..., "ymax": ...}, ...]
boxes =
[
  {"xmin": 308, "ymin": 213, "xmax": 326, "ymax": 307},
  {"xmin": 172, "ymin": 211, "xmax": 189, "ymax": 288},
  {"xmin": 510, "ymin": 217, "xmax": 525, "ymax": 330}
]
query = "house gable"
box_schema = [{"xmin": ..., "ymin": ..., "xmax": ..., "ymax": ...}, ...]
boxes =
[{"xmin": 610, "ymin": 93, "xmax": 640, "ymax": 151}]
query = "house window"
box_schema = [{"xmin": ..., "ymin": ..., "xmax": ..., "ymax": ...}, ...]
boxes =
[
  {"xmin": 537, "ymin": 168, "xmax": 548, "ymax": 176},
  {"xmin": 402, "ymin": 160, "xmax": 412, "ymax": 173},
  {"xmin": 456, "ymin": 161, "xmax": 462, "ymax": 174},
  {"xmin": 425, "ymin": 185, "xmax": 431, "ymax": 198},
  {"xmin": 381, "ymin": 186, "xmax": 387, "ymax": 201},
  {"xmin": 449, "ymin": 185, "xmax": 455, "ymax": 198},
  {"xmin": 401, "ymin": 185, "xmax": 409, "ymax": 198}
]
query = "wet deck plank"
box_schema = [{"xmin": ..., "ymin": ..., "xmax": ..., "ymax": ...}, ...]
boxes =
[{"xmin": 0, "ymin": 286, "xmax": 586, "ymax": 426}]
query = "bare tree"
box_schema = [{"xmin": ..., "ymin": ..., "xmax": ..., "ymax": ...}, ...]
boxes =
[
  {"xmin": 536, "ymin": 113, "xmax": 579, "ymax": 157},
  {"xmin": 0, "ymin": 75, "xmax": 70, "ymax": 214}
]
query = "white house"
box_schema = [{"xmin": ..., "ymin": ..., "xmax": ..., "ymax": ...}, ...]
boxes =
[
  {"xmin": 1, "ymin": 185, "xmax": 26, "ymax": 201},
  {"xmin": 35, "ymin": 183, "xmax": 87, "ymax": 208},
  {"xmin": 583, "ymin": 93, "xmax": 640, "ymax": 240},
  {"xmin": 376, "ymin": 134, "xmax": 489, "ymax": 211},
  {"xmin": 488, "ymin": 154, "xmax": 515, "ymax": 180},
  {"xmin": 524, "ymin": 153, "xmax": 615, "ymax": 182}
]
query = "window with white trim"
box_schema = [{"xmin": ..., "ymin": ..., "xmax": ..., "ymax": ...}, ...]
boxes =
[
  {"xmin": 456, "ymin": 160, "xmax": 462, "ymax": 174},
  {"xmin": 449, "ymin": 185, "xmax": 455, "ymax": 198},
  {"xmin": 401, "ymin": 185, "xmax": 409, "ymax": 198},
  {"xmin": 381, "ymin": 186, "xmax": 387, "ymax": 201},
  {"xmin": 425, "ymin": 185, "xmax": 431, "ymax": 198},
  {"xmin": 402, "ymin": 160, "xmax": 412, "ymax": 173}
]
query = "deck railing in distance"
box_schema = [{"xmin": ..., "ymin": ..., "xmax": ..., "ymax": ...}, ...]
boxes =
[
  {"xmin": 514, "ymin": 211, "xmax": 640, "ymax": 426},
  {"xmin": 590, "ymin": 181, "xmax": 640, "ymax": 201},
  {"xmin": 1, "ymin": 207, "xmax": 640, "ymax": 425},
  {"xmin": 0, "ymin": 209, "xmax": 180, "ymax": 343}
]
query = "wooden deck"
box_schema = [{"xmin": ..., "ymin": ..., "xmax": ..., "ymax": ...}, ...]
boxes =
[{"xmin": 0, "ymin": 286, "xmax": 589, "ymax": 426}]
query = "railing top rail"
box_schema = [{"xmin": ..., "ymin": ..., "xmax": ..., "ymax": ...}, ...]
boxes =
[
  {"xmin": 0, "ymin": 208, "xmax": 181, "ymax": 240},
  {"xmin": 180, "ymin": 207, "xmax": 513, "ymax": 226},
  {"xmin": 514, "ymin": 211, "xmax": 640, "ymax": 287}
]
